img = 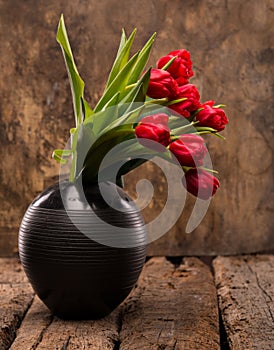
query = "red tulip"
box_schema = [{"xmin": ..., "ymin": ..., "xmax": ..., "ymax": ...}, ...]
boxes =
[
  {"xmin": 183, "ymin": 168, "xmax": 220, "ymax": 200},
  {"xmin": 147, "ymin": 69, "xmax": 178, "ymax": 99},
  {"xmin": 157, "ymin": 49, "xmax": 194, "ymax": 86},
  {"xmin": 196, "ymin": 100, "xmax": 228, "ymax": 131},
  {"xmin": 169, "ymin": 134, "xmax": 207, "ymax": 167},
  {"xmin": 135, "ymin": 113, "xmax": 170, "ymax": 148},
  {"xmin": 139, "ymin": 114, "xmax": 169, "ymax": 128},
  {"xmin": 170, "ymin": 84, "xmax": 201, "ymax": 118}
]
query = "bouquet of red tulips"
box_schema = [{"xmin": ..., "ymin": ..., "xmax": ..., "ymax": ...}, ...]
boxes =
[{"xmin": 53, "ymin": 15, "xmax": 228, "ymax": 200}]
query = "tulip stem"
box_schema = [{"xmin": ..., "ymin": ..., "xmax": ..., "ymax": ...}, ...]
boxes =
[
  {"xmin": 195, "ymin": 131, "xmax": 213, "ymax": 135},
  {"xmin": 145, "ymin": 97, "xmax": 169, "ymax": 105},
  {"xmin": 171, "ymin": 121, "xmax": 198, "ymax": 135},
  {"xmin": 125, "ymin": 83, "xmax": 138, "ymax": 90},
  {"xmin": 199, "ymin": 166, "xmax": 219, "ymax": 174},
  {"xmin": 166, "ymin": 97, "xmax": 187, "ymax": 106}
]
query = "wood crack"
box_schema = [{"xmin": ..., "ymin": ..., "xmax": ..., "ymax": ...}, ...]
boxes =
[
  {"xmin": 31, "ymin": 314, "xmax": 54, "ymax": 350},
  {"xmin": 119, "ymin": 257, "xmax": 220, "ymax": 349},
  {"xmin": 0, "ymin": 259, "xmax": 35, "ymax": 350},
  {"xmin": 246, "ymin": 261, "xmax": 274, "ymax": 322},
  {"xmin": 172, "ymin": 339, "xmax": 177, "ymax": 350},
  {"xmin": 61, "ymin": 335, "xmax": 71, "ymax": 350},
  {"xmin": 213, "ymin": 255, "xmax": 274, "ymax": 349}
]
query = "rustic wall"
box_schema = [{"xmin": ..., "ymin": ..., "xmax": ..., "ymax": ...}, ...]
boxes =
[{"xmin": 0, "ymin": 0, "xmax": 273, "ymax": 256}]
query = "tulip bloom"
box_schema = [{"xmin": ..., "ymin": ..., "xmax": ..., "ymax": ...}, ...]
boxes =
[
  {"xmin": 135, "ymin": 113, "xmax": 170, "ymax": 148},
  {"xmin": 169, "ymin": 134, "xmax": 207, "ymax": 167},
  {"xmin": 146, "ymin": 69, "xmax": 178, "ymax": 99},
  {"xmin": 157, "ymin": 49, "xmax": 194, "ymax": 86},
  {"xmin": 196, "ymin": 100, "xmax": 228, "ymax": 131},
  {"xmin": 183, "ymin": 168, "xmax": 220, "ymax": 200},
  {"xmin": 170, "ymin": 84, "xmax": 201, "ymax": 118}
]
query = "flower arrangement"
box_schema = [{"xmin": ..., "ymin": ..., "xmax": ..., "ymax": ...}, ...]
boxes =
[{"xmin": 53, "ymin": 15, "xmax": 228, "ymax": 201}]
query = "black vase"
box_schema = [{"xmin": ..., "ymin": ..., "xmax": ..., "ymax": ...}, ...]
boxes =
[{"xmin": 18, "ymin": 180, "xmax": 146, "ymax": 319}]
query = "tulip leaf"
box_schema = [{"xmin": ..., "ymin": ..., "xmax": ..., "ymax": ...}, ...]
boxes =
[
  {"xmin": 91, "ymin": 100, "xmax": 120, "ymax": 135},
  {"xmin": 161, "ymin": 56, "xmax": 177, "ymax": 71},
  {"xmin": 168, "ymin": 115, "xmax": 189, "ymax": 130},
  {"xmin": 99, "ymin": 70, "xmax": 151, "ymax": 135},
  {"xmin": 56, "ymin": 15, "xmax": 93, "ymax": 126},
  {"xmin": 171, "ymin": 124, "xmax": 196, "ymax": 135},
  {"xmin": 94, "ymin": 51, "xmax": 140, "ymax": 112},
  {"xmin": 100, "ymin": 102, "xmax": 143, "ymax": 135},
  {"xmin": 97, "ymin": 138, "xmax": 173, "ymax": 178},
  {"xmin": 105, "ymin": 29, "xmax": 136, "ymax": 89},
  {"xmin": 213, "ymin": 104, "xmax": 226, "ymax": 109},
  {"xmin": 82, "ymin": 125, "xmax": 136, "ymax": 182},
  {"xmin": 81, "ymin": 97, "xmax": 94, "ymax": 120},
  {"xmin": 119, "ymin": 68, "xmax": 151, "ymax": 108},
  {"xmin": 191, "ymin": 107, "xmax": 203, "ymax": 117},
  {"xmin": 127, "ymin": 32, "xmax": 156, "ymax": 85},
  {"xmin": 52, "ymin": 149, "xmax": 72, "ymax": 165},
  {"xmin": 117, "ymin": 29, "xmax": 127, "ymax": 55},
  {"xmin": 75, "ymin": 124, "xmax": 96, "ymax": 177}
]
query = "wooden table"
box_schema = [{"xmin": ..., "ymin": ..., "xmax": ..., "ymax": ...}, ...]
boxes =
[{"xmin": 0, "ymin": 255, "xmax": 273, "ymax": 350}]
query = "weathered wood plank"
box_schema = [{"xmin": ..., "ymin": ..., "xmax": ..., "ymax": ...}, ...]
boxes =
[
  {"xmin": 213, "ymin": 255, "xmax": 274, "ymax": 350},
  {"xmin": 35, "ymin": 311, "xmax": 120, "ymax": 350},
  {"xmin": 0, "ymin": 259, "xmax": 29, "ymax": 284},
  {"xmin": 7, "ymin": 296, "xmax": 120, "ymax": 350},
  {"xmin": 120, "ymin": 257, "xmax": 220, "ymax": 350},
  {"xmin": 8, "ymin": 296, "xmax": 52, "ymax": 350},
  {"xmin": 0, "ymin": 259, "xmax": 34, "ymax": 350}
]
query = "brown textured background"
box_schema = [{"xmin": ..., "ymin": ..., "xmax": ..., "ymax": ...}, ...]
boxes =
[{"xmin": 0, "ymin": 0, "xmax": 273, "ymax": 256}]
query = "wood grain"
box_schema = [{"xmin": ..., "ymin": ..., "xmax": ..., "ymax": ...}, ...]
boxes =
[
  {"xmin": 120, "ymin": 257, "xmax": 220, "ymax": 350},
  {"xmin": 0, "ymin": 259, "xmax": 34, "ymax": 350},
  {"xmin": 0, "ymin": 0, "xmax": 273, "ymax": 256},
  {"xmin": 8, "ymin": 297, "xmax": 52, "ymax": 350},
  {"xmin": 3, "ymin": 274, "xmax": 121, "ymax": 350},
  {"xmin": 2, "ymin": 256, "xmax": 274, "ymax": 349},
  {"xmin": 30, "ymin": 308, "xmax": 120, "ymax": 350},
  {"xmin": 213, "ymin": 255, "xmax": 274, "ymax": 350}
]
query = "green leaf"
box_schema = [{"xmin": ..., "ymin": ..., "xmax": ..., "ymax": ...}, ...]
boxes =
[
  {"xmin": 127, "ymin": 33, "xmax": 156, "ymax": 85},
  {"xmin": 92, "ymin": 103, "xmax": 120, "ymax": 135},
  {"xmin": 105, "ymin": 29, "xmax": 137, "ymax": 89},
  {"xmin": 191, "ymin": 107, "xmax": 203, "ymax": 117},
  {"xmin": 81, "ymin": 97, "xmax": 94, "ymax": 119},
  {"xmin": 97, "ymin": 138, "xmax": 173, "ymax": 176},
  {"xmin": 56, "ymin": 14, "xmax": 93, "ymax": 126},
  {"xmin": 213, "ymin": 104, "xmax": 226, "ymax": 109},
  {"xmin": 171, "ymin": 123, "xmax": 197, "ymax": 135},
  {"xmin": 69, "ymin": 126, "xmax": 80, "ymax": 181},
  {"xmin": 52, "ymin": 149, "xmax": 72, "ymax": 165},
  {"xmin": 75, "ymin": 124, "xmax": 95, "ymax": 177},
  {"xmin": 101, "ymin": 102, "xmax": 143, "ymax": 134},
  {"xmin": 117, "ymin": 29, "xmax": 127, "ymax": 55},
  {"xmin": 120, "ymin": 68, "xmax": 151, "ymax": 107},
  {"xmin": 94, "ymin": 51, "xmax": 140, "ymax": 112},
  {"xmin": 85, "ymin": 91, "xmax": 121, "ymax": 129},
  {"xmin": 161, "ymin": 56, "xmax": 177, "ymax": 70},
  {"xmin": 168, "ymin": 115, "xmax": 189, "ymax": 130},
  {"xmin": 99, "ymin": 76, "xmax": 153, "ymax": 134},
  {"xmin": 82, "ymin": 125, "xmax": 136, "ymax": 182}
]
